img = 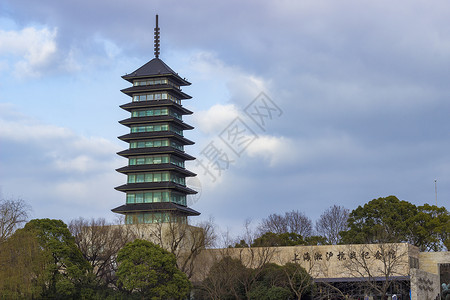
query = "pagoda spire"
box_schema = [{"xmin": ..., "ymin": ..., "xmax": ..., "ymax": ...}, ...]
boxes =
[{"xmin": 154, "ymin": 15, "xmax": 160, "ymax": 58}]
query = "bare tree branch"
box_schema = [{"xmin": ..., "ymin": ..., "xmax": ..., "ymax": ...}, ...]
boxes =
[
  {"xmin": 259, "ymin": 210, "xmax": 313, "ymax": 237},
  {"xmin": 315, "ymin": 205, "xmax": 349, "ymax": 244},
  {"xmin": 68, "ymin": 217, "xmax": 135, "ymax": 287},
  {"xmin": 0, "ymin": 198, "xmax": 30, "ymax": 243}
]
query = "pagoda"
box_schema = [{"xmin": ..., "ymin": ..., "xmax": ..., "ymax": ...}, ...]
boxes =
[{"xmin": 112, "ymin": 15, "xmax": 199, "ymax": 224}]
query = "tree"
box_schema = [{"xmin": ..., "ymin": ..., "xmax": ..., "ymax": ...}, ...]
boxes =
[
  {"xmin": 116, "ymin": 239, "xmax": 191, "ymax": 300},
  {"xmin": 252, "ymin": 232, "xmax": 306, "ymax": 247},
  {"xmin": 259, "ymin": 210, "xmax": 313, "ymax": 237},
  {"xmin": 340, "ymin": 195, "xmax": 450, "ymax": 251},
  {"xmin": 0, "ymin": 228, "xmax": 45, "ymax": 299},
  {"xmin": 282, "ymin": 262, "xmax": 314, "ymax": 300},
  {"xmin": 195, "ymin": 259, "xmax": 313, "ymax": 300},
  {"xmin": 0, "ymin": 219, "xmax": 92, "ymax": 299},
  {"xmin": 340, "ymin": 243, "xmax": 410, "ymax": 299},
  {"xmin": 195, "ymin": 256, "xmax": 248, "ymax": 299},
  {"xmin": 0, "ymin": 197, "xmax": 30, "ymax": 243},
  {"xmin": 409, "ymin": 204, "xmax": 449, "ymax": 251},
  {"xmin": 247, "ymin": 263, "xmax": 294, "ymax": 300},
  {"xmin": 68, "ymin": 217, "xmax": 136, "ymax": 288},
  {"xmin": 340, "ymin": 196, "xmax": 417, "ymax": 244},
  {"xmin": 23, "ymin": 219, "xmax": 92, "ymax": 299},
  {"xmin": 315, "ymin": 205, "xmax": 349, "ymax": 244},
  {"xmin": 144, "ymin": 218, "xmax": 217, "ymax": 279},
  {"xmin": 304, "ymin": 235, "xmax": 328, "ymax": 246}
]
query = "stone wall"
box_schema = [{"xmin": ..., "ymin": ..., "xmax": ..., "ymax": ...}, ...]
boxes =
[
  {"xmin": 419, "ymin": 251, "xmax": 450, "ymax": 275},
  {"xmin": 410, "ymin": 268, "xmax": 440, "ymax": 300},
  {"xmin": 194, "ymin": 243, "xmax": 414, "ymax": 281}
]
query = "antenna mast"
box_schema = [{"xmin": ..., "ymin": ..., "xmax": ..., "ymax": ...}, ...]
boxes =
[
  {"xmin": 154, "ymin": 15, "xmax": 160, "ymax": 58},
  {"xmin": 435, "ymin": 179, "xmax": 438, "ymax": 206}
]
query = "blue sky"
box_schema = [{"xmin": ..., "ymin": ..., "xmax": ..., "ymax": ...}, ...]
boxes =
[{"xmin": 1, "ymin": 0, "xmax": 449, "ymax": 235}]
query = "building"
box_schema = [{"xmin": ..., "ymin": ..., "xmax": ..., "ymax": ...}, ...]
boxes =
[
  {"xmin": 112, "ymin": 15, "xmax": 199, "ymax": 224},
  {"xmin": 195, "ymin": 243, "xmax": 449, "ymax": 299}
]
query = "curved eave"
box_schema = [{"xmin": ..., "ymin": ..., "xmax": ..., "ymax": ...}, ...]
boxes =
[
  {"xmin": 120, "ymin": 100, "xmax": 193, "ymax": 114},
  {"xmin": 116, "ymin": 164, "xmax": 196, "ymax": 177},
  {"xmin": 117, "ymin": 148, "xmax": 196, "ymax": 160},
  {"xmin": 122, "ymin": 74, "xmax": 191, "ymax": 86},
  {"xmin": 123, "ymin": 75, "xmax": 191, "ymax": 86},
  {"xmin": 111, "ymin": 202, "xmax": 200, "ymax": 216},
  {"xmin": 118, "ymin": 132, "xmax": 194, "ymax": 145},
  {"xmin": 121, "ymin": 58, "xmax": 191, "ymax": 86},
  {"xmin": 121, "ymin": 86, "xmax": 192, "ymax": 99},
  {"xmin": 119, "ymin": 116, "xmax": 194, "ymax": 130},
  {"xmin": 115, "ymin": 182, "xmax": 197, "ymax": 194}
]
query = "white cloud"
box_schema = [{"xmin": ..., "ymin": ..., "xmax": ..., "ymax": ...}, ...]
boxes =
[
  {"xmin": 193, "ymin": 103, "xmax": 240, "ymax": 134},
  {"xmin": 188, "ymin": 52, "xmax": 271, "ymax": 106},
  {"xmin": 0, "ymin": 26, "xmax": 58, "ymax": 78},
  {"xmin": 0, "ymin": 105, "xmax": 123, "ymax": 221},
  {"xmin": 246, "ymin": 135, "xmax": 295, "ymax": 167}
]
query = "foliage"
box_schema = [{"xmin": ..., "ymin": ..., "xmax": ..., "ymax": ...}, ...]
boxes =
[
  {"xmin": 409, "ymin": 204, "xmax": 450, "ymax": 251},
  {"xmin": 195, "ymin": 255, "xmax": 247, "ymax": 299},
  {"xmin": 341, "ymin": 195, "xmax": 450, "ymax": 250},
  {"xmin": 315, "ymin": 205, "xmax": 349, "ymax": 244},
  {"xmin": 116, "ymin": 239, "xmax": 191, "ymax": 300},
  {"xmin": 250, "ymin": 262, "xmax": 313, "ymax": 300},
  {"xmin": 247, "ymin": 284, "xmax": 291, "ymax": 300},
  {"xmin": 341, "ymin": 196, "xmax": 415, "ymax": 244},
  {"xmin": 23, "ymin": 218, "xmax": 93, "ymax": 299},
  {"xmin": 195, "ymin": 257, "xmax": 313, "ymax": 300},
  {"xmin": 0, "ymin": 218, "xmax": 93, "ymax": 299},
  {"xmin": 304, "ymin": 235, "xmax": 328, "ymax": 245},
  {"xmin": 252, "ymin": 232, "xmax": 306, "ymax": 247},
  {"xmin": 0, "ymin": 229, "xmax": 44, "ymax": 299},
  {"xmin": 249, "ymin": 232, "xmax": 326, "ymax": 247},
  {"xmin": 234, "ymin": 239, "xmax": 250, "ymax": 248},
  {"xmin": 282, "ymin": 262, "xmax": 313, "ymax": 300},
  {"xmin": 0, "ymin": 197, "xmax": 30, "ymax": 243}
]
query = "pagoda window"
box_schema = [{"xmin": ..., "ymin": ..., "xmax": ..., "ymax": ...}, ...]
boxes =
[
  {"xmin": 130, "ymin": 139, "xmax": 169, "ymax": 149},
  {"xmin": 171, "ymin": 174, "xmax": 186, "ymax": 185},
  {"xmin": 169, "ymin": 125, "xmax": 183, "ymax": 136},
  {"xmin": 136, "ymin": 174, "xmax": 145, "ymax": 183},
  {"xmin": 130, "ymin": 124, "xmax": 170, "ymax": 133},
  {"xmin": 125, "ymin": 215, "xmax": 133, "ymax": 224},
  {"xmin": 153, "ymin": 213, "xmax": 162, "ymax": 223},
  {"xmin": 135, "ymin": 193, "xmax": 144, "ymax": 203},
  {"xmin": 132, "ymin": 92, "xmax": 180, "ymax": 104},
  {"xmin": 153, "ymin": 173, "xmax": 162, "ymax": 182},
  {"xmin": 126, "ymin": 211, "xmax": 187, "ymax": 224},
  {"xmin": 169, "ymin": 110, "xmax": 183, "ymax": 120},
  {"xmin": 129, "ymin": 155, "xmax": 169, "ymax": 166},
  {"xmin": 131, "ymin": 108, "xmax": 169, "ymax": 118},
  {"xmin": 133, "ymin": 78, "xmax": 169, "ymax": 86},
  {"xmin": 137, "ymin": 214, "xmax": 144, "ymax": 223},
  {"xmin": 126, "ymin": 193, "xmax": 135, "ymax": 203},
  {"xmin": 168, "ymin": 80, "xmax": 180, "ymax": 90},
  {"xmin": 170, "ymin": 140, "xmax": 184, "ymax": 151},
  {"xmin": 170, "ymin": 156, "xmax": 185, "ymax": 168},
  {"xmin": 171, "ymin": 192, "xmax": 187, "ymax": 206},
  {"xmin": 144, "ymin": 214, "xmax": 152, "ymax": 223},
  {"xmin": 127, "ymin": 172, "xmax": 175, "ymax": 184},
  {"xmin": 125, "ymin": 191, "xmax": 170, "ymax": 203}
]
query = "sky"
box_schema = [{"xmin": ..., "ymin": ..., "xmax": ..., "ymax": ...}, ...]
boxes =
[{"xmin": 1, "ymin": 0, "xmax": 450, "ymax": 236}]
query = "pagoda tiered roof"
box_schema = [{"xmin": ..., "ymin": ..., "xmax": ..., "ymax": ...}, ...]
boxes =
[
  {"xmin": 122, "ymin": 58, "xmax": 191, "ymax": 86},
  {"xmin": 112, "ymin": 202, "xmax": 200, "ymax": 216},
  {"xmin": 120, "ymin": 100, "xmax": 193, "ymax": 114}
]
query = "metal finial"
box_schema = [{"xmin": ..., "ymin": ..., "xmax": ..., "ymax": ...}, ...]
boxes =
[{"xmin": 154, "ymin": 15, "xmax": 160, "ymax": 58}]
